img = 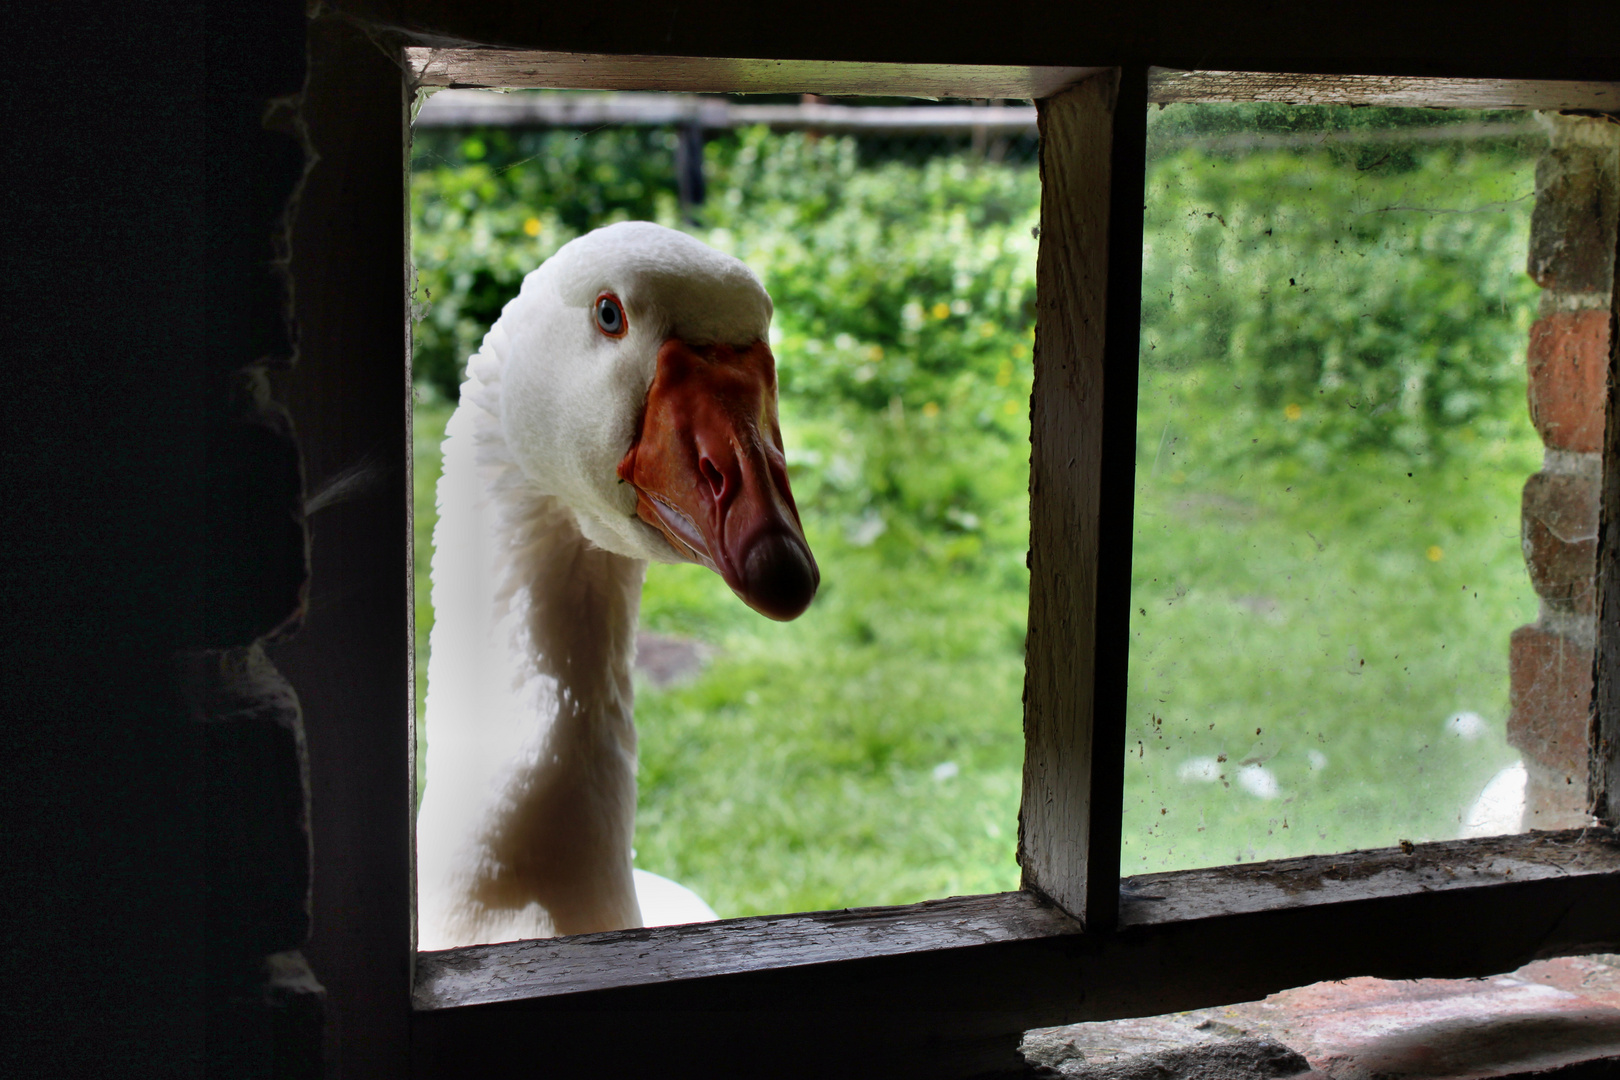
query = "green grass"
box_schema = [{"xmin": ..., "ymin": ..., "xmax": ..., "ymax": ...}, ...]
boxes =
[
  {"xmin": 413, "ymin": 389, "xmax": 1538, "ymax": 912},
  {"xmin": 1123, "ymin": 374, "xmax": 1538, "ymax": 871},
  {"xmin": 631, "ymin": 538, "xmax": 1028, "ymax": 915},
  {"xmin": 411, "ymin": 396, "xmax": 1029, "ymax": 915}
]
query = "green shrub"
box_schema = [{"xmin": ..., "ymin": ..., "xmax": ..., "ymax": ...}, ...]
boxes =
[
  {"xmin": 1141, "ymin": 107, "xmax": 1539, "ymax": 470},
  {"xmin": 412, "ymin": 124, "xmax": 1042, "ymax": 574},
  {"xmin": 410, "ymin": 126, "xmax": 681, "ymax": 399}
]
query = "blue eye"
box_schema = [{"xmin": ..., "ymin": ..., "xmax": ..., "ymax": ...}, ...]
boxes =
[{"xmin": 594, "ymin": 294, "xmax": 626, "ymax": 337}]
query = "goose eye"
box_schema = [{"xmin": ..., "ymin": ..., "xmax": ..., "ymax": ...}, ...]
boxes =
[{"xmin": 594, "ymin": 294, "xmax": 627, "ymax": 337}]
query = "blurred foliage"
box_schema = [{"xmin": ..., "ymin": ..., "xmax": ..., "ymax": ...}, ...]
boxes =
[
  {"xmin": 413, "ymin": 122, "xmax": 1041, "ymax": 581},
  {"xmin": 700, "ymin": 128, "xmax": 1038, "ymax": 583},
  {"xmin": 411, "ymin": 126, "xmax": 682, "ymax": 398},
  {"xmin": 412, "ymin": 108, "xmax": 1539, "ymax": 535},
  {"xmin": 1141, "ymin": 107, "xmax": 1539, "ymax": 469},
  {"xmin": 1144, "ymin": 101, "xmax": 1540, "ymax": 155},
  {"xmin": 1128, "ymin": 106, "xmax": 1541, "ymax": 869}
]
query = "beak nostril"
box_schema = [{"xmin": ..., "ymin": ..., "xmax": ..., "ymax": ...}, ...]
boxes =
[{"xmin": 699, "ymin": 457, "xmax": 726, "ymax": 502}]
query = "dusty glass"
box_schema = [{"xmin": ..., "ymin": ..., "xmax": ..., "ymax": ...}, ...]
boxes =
[
  {"xmin": 1124, "ymin": 103, "xmax": 1547, "ymax": 871},
  {"xmin": 410, "ymin": 91, "xmax": 1041, "ymax": 936}
]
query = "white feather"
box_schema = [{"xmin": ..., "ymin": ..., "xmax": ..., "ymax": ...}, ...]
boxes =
[{"xmin": 417, "ymin": 223, "xmax": 768, "ymax": 949}]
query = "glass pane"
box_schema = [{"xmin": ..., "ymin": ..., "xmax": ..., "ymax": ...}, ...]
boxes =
[
  {"xmin": 411, "ymin": 91, "xmax": 1038, "ymax": 944},
  {"xmin": 1125, "ymin": 103, "xmax": 1549, "ymax": 871}
]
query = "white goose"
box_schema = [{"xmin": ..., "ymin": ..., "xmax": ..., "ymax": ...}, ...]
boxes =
[{"xmin": 416, "ymin": 222, "xmax": 818, "ymax": 950}]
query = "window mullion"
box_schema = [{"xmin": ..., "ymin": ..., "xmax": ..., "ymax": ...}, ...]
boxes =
[{"xmin": 1020, "ymin": 65, "xmax": 1147, "ymax": 931}]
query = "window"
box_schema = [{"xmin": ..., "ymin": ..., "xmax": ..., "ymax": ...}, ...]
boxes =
[
  {"xmin": 408, "ymin": 88, "xmax": 1047, "ymax": 923},
  {"xmin": 1127, "ymin": 102, "xmax": 1549, "ymax": 868},
  {"xmin": 280, "ymin": 19, "xmax": 1620, "ymax": 1075}
]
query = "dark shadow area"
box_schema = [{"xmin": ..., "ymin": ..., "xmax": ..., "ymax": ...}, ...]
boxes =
[{"xmin": 1340, "ymin": 1012, "xmax": 1620, "ymax": 1076}]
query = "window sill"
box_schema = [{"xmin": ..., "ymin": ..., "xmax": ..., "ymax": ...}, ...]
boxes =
[
  {"xmin": 415, "ymin": 828, "xmax": 1620, "ymax": 1016},
  {"xmin": 1025, "ymin": 952, "xmax": 1620, "ymax": 1077}
]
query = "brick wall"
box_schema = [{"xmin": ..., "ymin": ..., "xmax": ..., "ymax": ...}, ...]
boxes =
[{"xmin": 1509, "ymin": 114, "xmax": 1620, "ymax": 829}]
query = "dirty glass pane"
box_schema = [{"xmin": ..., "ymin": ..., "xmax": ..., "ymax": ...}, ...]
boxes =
[
  {"xmin": 1125, "ymin": 104, "xmax": 1550, "ymax": 871},
  {"xmin": 411, "ymin": 90, "xmax": 1039, "ymax": 942}
]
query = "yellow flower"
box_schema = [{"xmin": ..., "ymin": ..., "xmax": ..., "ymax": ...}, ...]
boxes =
[
  {"xmin": 1284, "ymin": 403, "xmax": 1302, "ymax": 421},
  {"xmin": 922, "ymin": 401, "xmax": 940, "ymax": 418},
  {"xmin": 522, "ymin": 217, "xmax": 542, "ymax": 237},
  {"xmin": 931, "ymin": 301, "xmax": 951, "ymax": 320},
  {"xmin": 1427, "ymin": 546, "xmax": 1444, "ymax": 562}
]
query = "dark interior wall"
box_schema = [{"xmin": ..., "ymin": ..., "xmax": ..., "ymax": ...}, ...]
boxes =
[
  {"xmin": 337, "ymin": 0, "xmax": 1620, "ymax": 78},
  {"xmin": 2, "ymin": 4, "xmax": 1617, "ymax": 1079},
  {"xmin": 0, "ymin": 2, "xmax": 309, "ymax": 1077}
]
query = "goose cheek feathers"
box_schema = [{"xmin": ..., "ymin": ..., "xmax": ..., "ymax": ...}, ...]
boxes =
[{"xmin": 497, "ymin": 311, "xmax": 666, "ymax": 563}]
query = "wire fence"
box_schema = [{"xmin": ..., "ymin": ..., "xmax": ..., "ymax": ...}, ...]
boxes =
[{"xmin": 414, "ymin": 89, "xmax": 1542, "ymax": 211}]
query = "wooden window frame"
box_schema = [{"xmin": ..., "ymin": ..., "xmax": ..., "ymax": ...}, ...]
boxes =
[{"xmin": 276, "ymin": 18, "xmax": 1620, "ymax": 1074}]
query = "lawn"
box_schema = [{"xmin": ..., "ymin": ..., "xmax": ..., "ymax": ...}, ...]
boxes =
[
  {"xmin": 411, "ymin": 392, "xmax": 1537, "ymax": 912},
  {"xmin": 1122, "ymin": 396, "xmax": 1536, "ymax": 871},
  {"xmin": 412, "ymin": 395, "xmax": 1030, "ymax": 915}
]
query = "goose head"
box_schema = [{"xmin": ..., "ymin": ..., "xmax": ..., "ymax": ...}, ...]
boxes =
[{"xmin": 498, "ymin": 221, "xmax": 819, "ymax": 621}]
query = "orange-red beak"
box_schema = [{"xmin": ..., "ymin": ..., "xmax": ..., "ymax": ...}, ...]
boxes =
[{"xmin": 616, "ymin": 338, "xmax": 819, "ymax": 621}]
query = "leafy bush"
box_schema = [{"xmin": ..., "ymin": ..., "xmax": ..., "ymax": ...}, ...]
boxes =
[
  {"xmin": 700, "ymin": 128, "xmax": 1039, "ymax": 577},
  {"xmin": 412, "ymin": 124, "xmax": 1041, "ymax": 576},
  {"xmin": 412, "ymin": 110, "xmax": 1537, "ymax": 553},
  {"xmin": 411, "ymin": 126, "xmax": 682, "ymax": 399},
  {"xmin": 1141, "ymin": 107, "xmax": 1539, "ymax": 470}
]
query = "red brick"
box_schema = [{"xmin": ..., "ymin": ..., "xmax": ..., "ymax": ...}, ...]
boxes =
[
  {"xmin": 1507, "ymin": 624, "xmax": 1593, "ymax": 781},
  {"xmin": 1521, "ymin": 470, "xmax": 1601, "ymax": 614},
  {"xmin": 1028, "ymin": 958, "xmax": 1620, "ymax": 1077},
  {"xmin": 1519, "ymin": 956, "xmax": 1620, "ymax": 1012},
  {"xmin": 1527, "ymin": 310, "xmax": 1611, "ymax": 453},
  {"xmin": 1231, "ymin": 969, "xmax": 1620, "ymax": 1077},
  {"xmin": 1523, "ymin": 756, "xmax": 1592, "ymax": 829},
  {"xmin": 1528, "ymin": 143, "xmax": 1619, "ymax": 294}
]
